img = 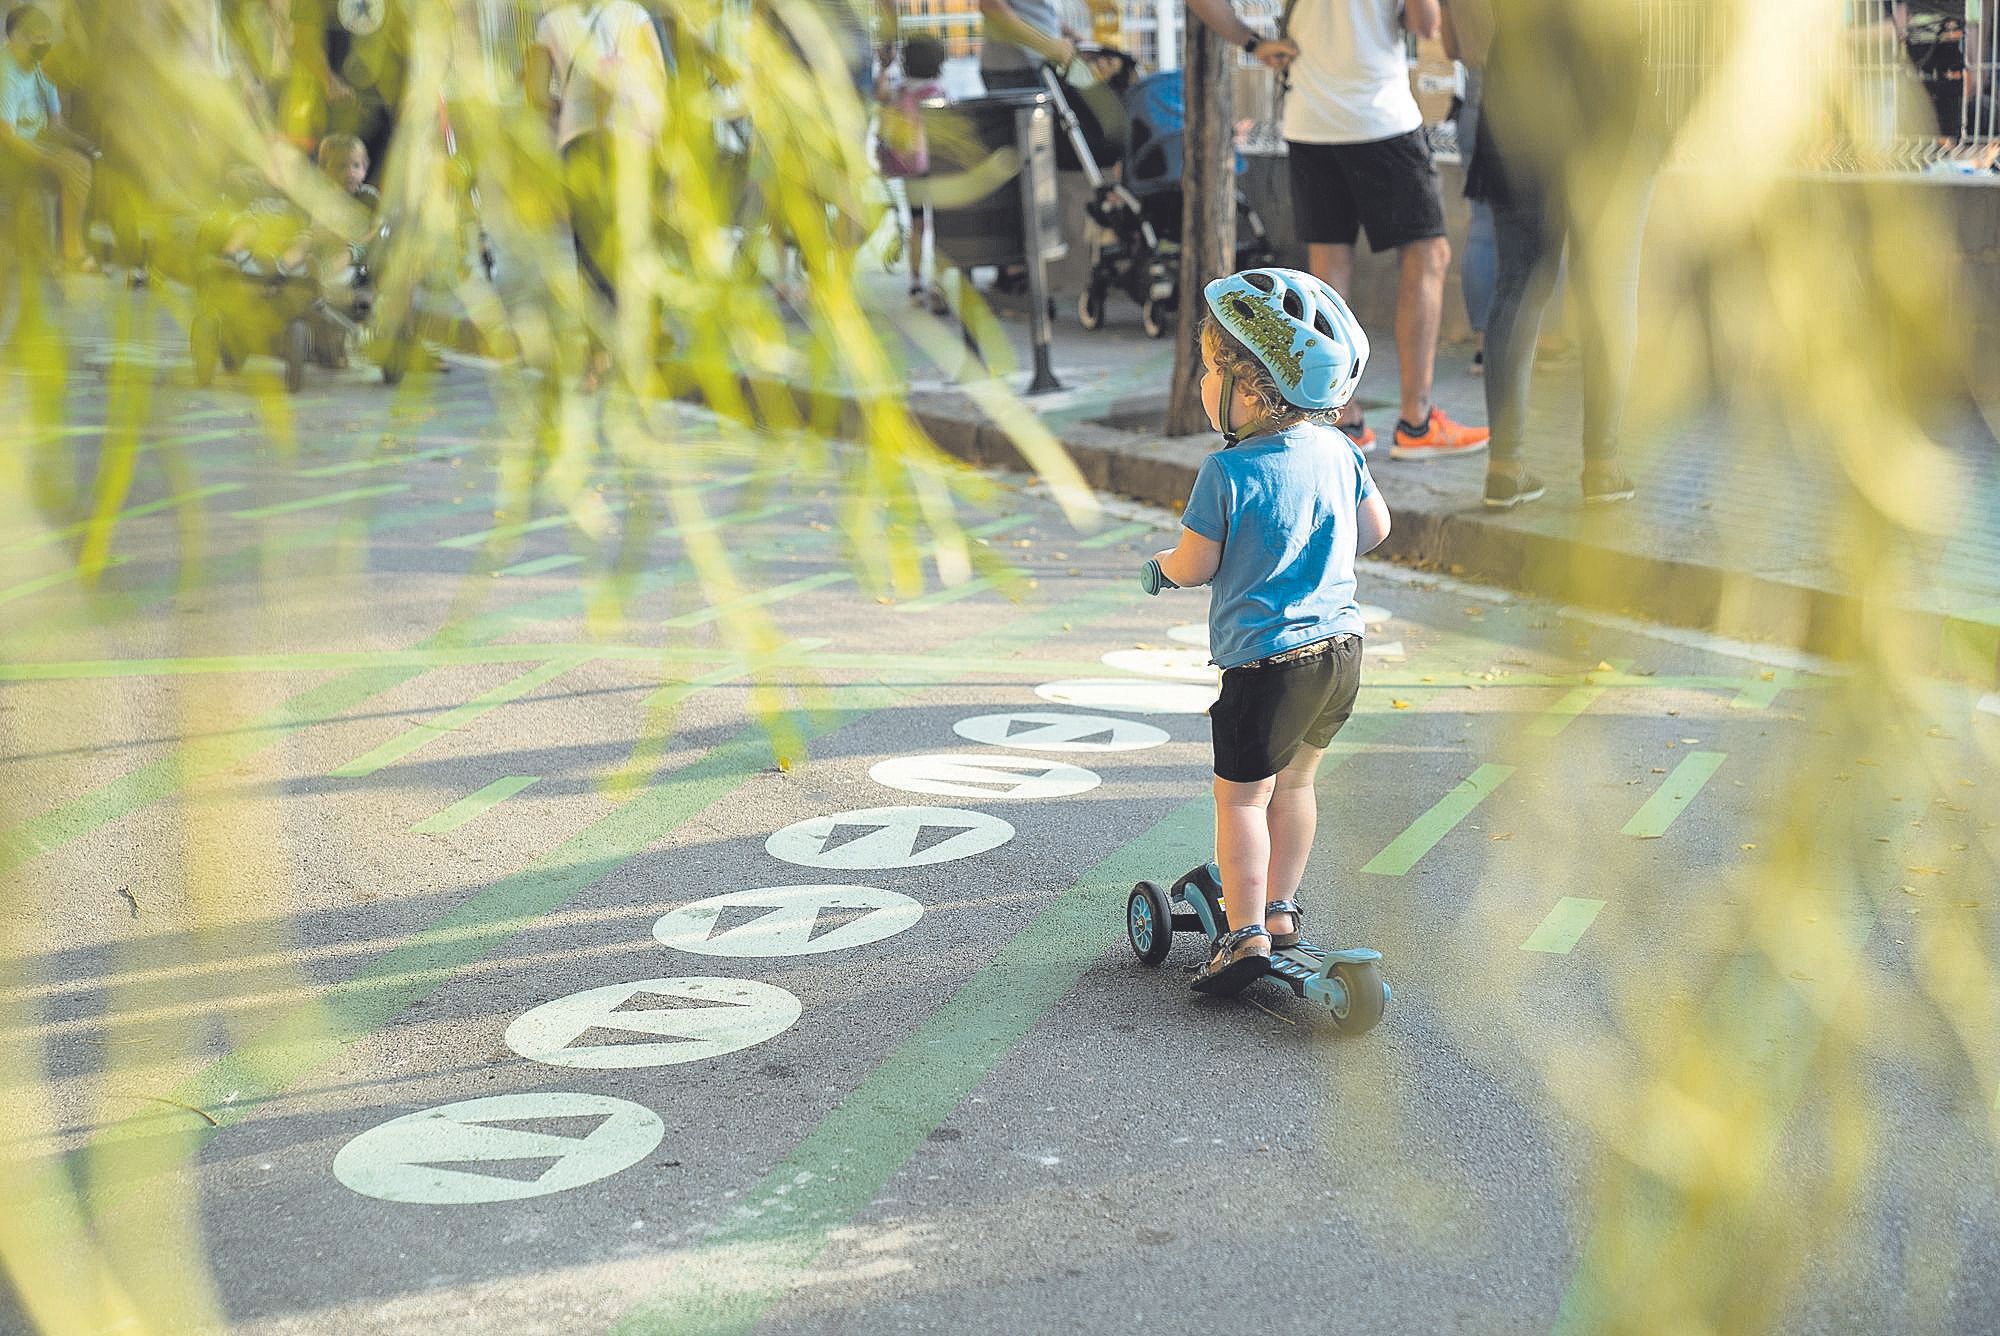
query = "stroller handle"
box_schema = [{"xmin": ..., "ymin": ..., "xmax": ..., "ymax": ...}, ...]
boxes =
[{"xmin": 1036, "ymin": 64, "xmax": 1109, "ymax": 191}]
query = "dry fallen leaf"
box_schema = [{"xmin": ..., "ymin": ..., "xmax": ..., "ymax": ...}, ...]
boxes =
[
  {"xmin": 1490, "ymin": 832, "xmax": 1514, "ymax": 841},
  {"xmin": 1596, "ymin": 660, "xmax": 1615, "ymax": 672},
  {"xmin": 1652, "ymin": 767, "xmax": 1667, "ymax": 774},
  {"xmin": 1391, "ymin": 699, "xmax": 1412, "ymax": 710},
  {"xmin": 1759, "ymin": 669, "xmax": 1776, "ymax": 681},
  {"xmin": 1906, "ymin": 866, "xmax": 1945, "ymax": 876},
  {"xmin": 1741, "ymin": 843, "xmax": 1758, "ymax": 851},
  {"xmin": 1680, "ymin": 738, "xmax": 1700, "ymax": 745}
]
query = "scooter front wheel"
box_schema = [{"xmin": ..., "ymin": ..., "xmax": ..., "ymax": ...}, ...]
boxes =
[{"xmin": 1127, "ymin": 881, "xmax": 1174, "ymax": 966}]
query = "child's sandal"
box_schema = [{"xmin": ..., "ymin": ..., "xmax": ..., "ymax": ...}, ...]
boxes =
[
  {"xmin": 1266, "ymin": 899, "xmax": 1304, "ymax": 951},
  {"xmin": 1191, "ymin": 925, "xmax": 1272, "ymax": 996}
]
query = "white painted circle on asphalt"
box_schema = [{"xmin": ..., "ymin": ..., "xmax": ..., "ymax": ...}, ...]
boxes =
[
  {"xmin": 1099, "ymin": 648, "xmax": 1219, "ymax": 682},
  {"xmin": 505, "ymin": 978, "xmax": 801, "ymax": 1069},
  {"xmin": 952, "ymin": 711, "xmax": 1170, "ymax": 753},
  {"xmin": 766, "ymin": 805, "xmax": 1015, "ymax": 869},
  {"xmin": 1033, "ymin": 679, "xmax": 1218, "ymax": 714},
  {"xmin": 869, "ymin": 753, "xmax": 1101, "ymax": 800},
  {"xmin": 333, "ymin": 1093, "xmax": 663, "ymax": 1204},
  {"xmin": 1167, "ymin": 623, "xmax": 1209, "ymax": 647},
  {"xmin": 654, "ymin": 886, "xmax": 923, "ymax": 958}
]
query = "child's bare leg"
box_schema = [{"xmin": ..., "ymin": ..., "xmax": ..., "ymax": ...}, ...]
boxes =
[
  {"xmin": 1264, "ymin": 744, "xmax": 1325, "ymax": 939},
  {"xmin": 1214, "ymin": 774, "xmax": 1276, "ymax": 954},
  {"xmin": 909, "ymin": 206, "xmax": 926, "ymax": 288}
]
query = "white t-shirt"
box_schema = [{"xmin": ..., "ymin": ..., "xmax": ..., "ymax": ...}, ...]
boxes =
[
  {"xmin": 536, "ymin": 1, "xmax": 666, "ymax": 148},
  {"xmin": 1281, "ymin": 0, "xmax": 1422, "ymax": 145}
]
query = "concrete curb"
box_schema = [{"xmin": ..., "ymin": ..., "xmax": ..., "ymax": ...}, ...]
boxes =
[{"xmin": 897, "ymin": 391, "xmax": 1999, "ymax": 688}]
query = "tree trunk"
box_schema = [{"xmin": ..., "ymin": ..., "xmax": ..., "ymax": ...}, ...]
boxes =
[{"xmin": 1164, "ymin": 20, "xmax": 1238, "ymax": 437}]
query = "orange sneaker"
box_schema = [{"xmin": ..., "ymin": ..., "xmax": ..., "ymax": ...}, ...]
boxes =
[
  {"xmin": 1338, "ymin": 420, "xmax": 1378, "ymax": 454},
  {"xmin": 1390, "ymin": 406, "xmax": 1490, "ymax": 460}
]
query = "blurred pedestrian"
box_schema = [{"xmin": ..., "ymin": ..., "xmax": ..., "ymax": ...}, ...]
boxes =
[
  {"xmin": 1214, "ymin": 0, "xmax": 1487, "ymax": 460},
  {"xmin": 1465, "ymin": 0, "xmax": 1650, "ymax": 509},
  {"xmin": 876, "ymin": 35, "xmax": 946, "ymax": 308},
  {"xmin": 0, "ymin": 3, "xmax": 96, "ymax": 270},
  {"xmin": 527, "ymin": 0, "xmax": 668, "ymax": 388}
]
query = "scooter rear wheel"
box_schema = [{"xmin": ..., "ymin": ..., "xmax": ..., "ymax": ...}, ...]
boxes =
[{"xmin": 1327, "ymin": 958, "xmax": 1387, "ymax": 1036}]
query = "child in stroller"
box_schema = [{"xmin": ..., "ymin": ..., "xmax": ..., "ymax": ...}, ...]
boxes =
[
  {"xmin": 191, "ymin": 135, "xmax": 400, "ymax": 392},
  {"xmin": 1078, "ymin": 68, "xmax": 1275, "ymax": 338}
]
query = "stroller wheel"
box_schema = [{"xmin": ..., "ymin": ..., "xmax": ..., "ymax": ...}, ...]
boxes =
[
  {"xmin": 1078, "ymin": 285, "xmax": 1106, "ymax": 332},
  {"xmin": 1141, "ymin": 297, "xmax": 1171, "ymax": 340},
  {"xmin": 282, "ymin": 319, "xmax": 310, "ymax": 393}
]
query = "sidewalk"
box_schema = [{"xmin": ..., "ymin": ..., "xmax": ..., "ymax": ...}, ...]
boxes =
[{"xmin": 870, "ymin": 270, "xmax": 2000, "ymax": 685}]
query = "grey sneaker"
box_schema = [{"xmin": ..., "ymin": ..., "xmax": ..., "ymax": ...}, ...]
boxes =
[
  {"xmin": 1582, "ymin": 463, "xmax": 1637, "ymax": 506},
  {"xmin": 1484, "ymin": 469, "xmax": 1547, "ymax": 509}
]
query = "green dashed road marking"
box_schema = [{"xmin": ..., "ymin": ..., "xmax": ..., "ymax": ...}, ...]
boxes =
[
  {"xmin": 1075, "ymin": 519, "xmax": 1156, "ymax": 550},
  {"xmin": 1621, "ymin": 751, "xmax": 1727, "ymax": 839},
  {"xmin": 1730, "ymin": 669, "xmax": 1796, "ymax": 710},
  {"xmin": 660, "ymin": 571, "xmax": 852, "ymax": 628},
  {"xmin": 611, "ymin": 797, "xmax": 1215, "ymax": 1336},
  {"xmin": 231, "ymin": 484, "xmax": 410, "ymax": 520},
  {"xmin": 329, "ymin": 655, "xmax": 594, "ymax": 779},
  {"xmin": 1521, "ymin": 897, "xmax": 1607, "ymax": 954},
  {"xmin": 409, "ymin": 776, "xmax": 543, "ymax": 835},
  {"xmin": 294, "ymin": 441, "xmax": 481, "ymax": 478},
  {"xmin": 0, "ymin": 556, "xmax": 132, "ymax": 608},
  {"xmin": 1361, "ymin": 763, "xmax": 1516, "ymax": 876},
  {"xmin": 896, "ymin": 575, "xmax": 1004, "ymax": 611},
  {"xmin": 1526, "ymin": 659, "xmax": 1632, "ymax": 737},
  {"xmin": 0, "ymin": 482, "xmax": 246, "ymax": 556},
  {"xmin": 498, "ymin": 553, "xmax": 585, "ymax": 577}
]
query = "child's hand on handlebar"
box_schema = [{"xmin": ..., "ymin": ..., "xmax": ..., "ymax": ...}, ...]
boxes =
[{"xmin": 1141, "ymin": 558, "xmax": 1178, "ymax": 596}]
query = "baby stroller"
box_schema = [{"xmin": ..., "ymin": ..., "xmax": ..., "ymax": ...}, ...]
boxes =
[
  {"xmin": 1077, "ymin": 69, "xmax": 1275, "ymax": 338},
  {"xmin": 189, "ymin": 204, "xmax": 415, "ymax": 393}
]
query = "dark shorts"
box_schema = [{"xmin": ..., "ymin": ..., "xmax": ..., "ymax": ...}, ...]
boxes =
[
  {"xmin": 1286, "ymin": 131, "xmax": 1446, "ymax": 252},
  {"xmin": 1209, "ymin": 634, "xmax": 1363, "ymax": 784}
]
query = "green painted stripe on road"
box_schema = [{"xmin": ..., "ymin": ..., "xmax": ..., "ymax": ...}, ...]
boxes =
[
  {"xmin": 231, "ymin": 483, "xmax": 409, "ymax": 520},
  {"xmin": 612, "ymin": 797, "xmax": 1217, "ymax": 1336},
  {"xmin": 410, "ymin": 776, "xmax": 542, "ymax": 834},
  {"xmin": 1525, "ymin": 658, "xmax": 1630, "ymax": 737},
  {"xmin": 1076, "ymin": 520, "xmax": 1156, "ymax": 549},
  {"xmin": 0, "ymin": 483, "xmax": 246, "ymax": 556},
  {"xmin": 896, "ymin": 575, "xmax": 1002, "ymax": 611},
  {"xmin": 498, "ymin": 553, "xmax": 585, "ymax": 577},
  {"xmin": 294, "ymin": 441, "xmax": 480, "ymax": 477},
  {"xmin": 1621, "ymin": 751, "xmax": 1726, "ymax": 839},
  {"xmin": 0, "ymin": 556, "xmax": 131, "ymax": 608},
  {"xmin": 660, "ymin": 571, "xmax": 851, "ymax": 628},
  {"xmin": 1521, "ymin": 897, "xmax": 1607, "ymax": 954},
  {"xmin": 329, "ymin": 655, "xmax": 592, "ymax": 778},
  {"xmin": 1361, "ymin": 763, "xmax": 1515, "ymax": 876},
  {"xmin": 1730, "ymin": 670, "xmax": 1796, "ymax": 710}
]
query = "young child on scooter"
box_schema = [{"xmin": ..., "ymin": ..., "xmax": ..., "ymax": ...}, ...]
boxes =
[{"xmin": 1142, "ymin": 268, "xmax": 1392, "ymax": 995}]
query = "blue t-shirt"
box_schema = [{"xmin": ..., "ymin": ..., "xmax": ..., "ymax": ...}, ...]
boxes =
[{"xmin": 1180, "ymin": 423, "xmax": 1376, "ymax": 670}]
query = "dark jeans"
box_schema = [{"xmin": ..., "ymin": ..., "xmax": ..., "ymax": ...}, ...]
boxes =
[{"xmin": 1483, "ymin": 175, "xmax": 1651, "ymax": 469}]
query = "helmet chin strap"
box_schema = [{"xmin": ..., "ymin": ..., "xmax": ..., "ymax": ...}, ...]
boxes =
[{"xmin": 1218, "ymin": 365, "xmax": 1281, "ymax": 448}]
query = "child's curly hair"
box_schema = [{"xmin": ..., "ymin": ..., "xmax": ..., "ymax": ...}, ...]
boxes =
[{"xmin": 1199, "ymin": 315, "xmax": 1344, "ymax": 430}]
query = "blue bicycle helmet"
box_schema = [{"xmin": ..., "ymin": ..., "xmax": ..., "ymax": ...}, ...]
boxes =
[{"xmin": 1202, "ymin": 268, "xmax": 1368, "ymax": 440}]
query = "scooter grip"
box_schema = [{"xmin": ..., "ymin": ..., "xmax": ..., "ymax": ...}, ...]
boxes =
[{"xmin": 1140, "ymin": 558, "xmax": 1177, "ymax": 596}]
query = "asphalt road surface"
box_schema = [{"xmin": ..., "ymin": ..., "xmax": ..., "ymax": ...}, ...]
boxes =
[{"xmin": 4, "ymin": 345, "xmax": 1997, "ymax": 1336}]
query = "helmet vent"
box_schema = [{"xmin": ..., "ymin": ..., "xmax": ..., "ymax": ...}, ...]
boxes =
[
  {"xmin": 1244, "ymin": 271, "xmax": 1276, "ymax": 292},
  {"xmin": 1281, "ymin": 289, "xmax": 1305, "ymax": 320}
]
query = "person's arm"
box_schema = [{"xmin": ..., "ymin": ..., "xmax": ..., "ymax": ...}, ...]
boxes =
[
  {"xmin": 1147, "ymin": 526, "xmax": 1224, "ymax": 591},
  {"xmin": 977, "ymin": 0, "xmax": 1076, "ymax": 67},
  {"xmin": 1356, "ymin": 491, "xmax": 1391, "ymax": 554},
  {"xmin": 1403, "ymin": 0, "xmax": 1443, "ymax": 42},
  {"xmin": 1183, "ymin": 0, "xmax": 1297, "ymax": 71}
]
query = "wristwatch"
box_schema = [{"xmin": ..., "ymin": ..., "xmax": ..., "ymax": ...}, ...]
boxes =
[{"xmin": 1243, "ymin": 33, "xmax": 1261, "ymax": 54}]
